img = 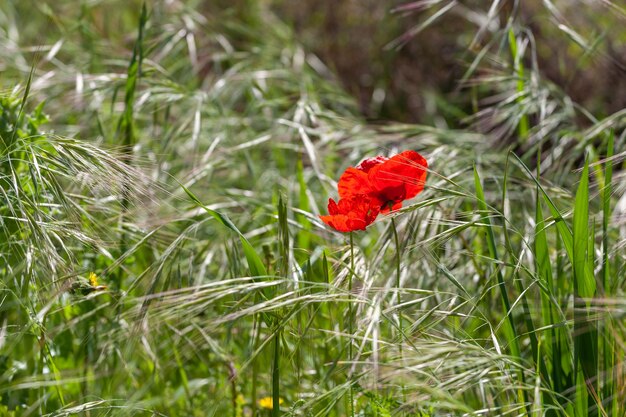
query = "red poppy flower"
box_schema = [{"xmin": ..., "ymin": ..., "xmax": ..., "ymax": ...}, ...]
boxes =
[
  {"xmin": 319, "ymin": 195, "xmax": 380, "ymax": 232},
  {"xmin": 338, "ymin": 150, "xmax": 428, "ymax": 213}
]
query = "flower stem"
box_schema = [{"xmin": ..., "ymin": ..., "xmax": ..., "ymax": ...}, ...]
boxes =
[
  {"xmin": 391, "ymin": 217, "xmax": 403, "ymax": 333},
  {"xmin": 251, "ymin": 316, "xmax": 260, "ymax": 416},
  {"xmin": 348, "ymin": 231, "xmax": 355, "ymax": 417},
  {"xmin": 272, "ymin": 325, "xmax": 281, "ymax": 417},
  {"xmin": 391, "ymin": 217, "xmax": 406, "ymax": 409}
]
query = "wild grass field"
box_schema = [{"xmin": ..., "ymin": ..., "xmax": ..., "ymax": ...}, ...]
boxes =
[{"xmin": 1, "ymin": 1, "xmax": 626, "ymax": 416}]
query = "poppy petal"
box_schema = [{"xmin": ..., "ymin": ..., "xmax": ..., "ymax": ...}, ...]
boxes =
[
  {"xmin": 356, "ymin": 155, "xmax": 388, "ymax": 173},
  {"xmin": 368, "ymin": 150, "xmax": 428, "ymax": 203},
  {"xmin": 319, "ymin": 214, "xmax": 348, "ymax": 232},
  {"xmin": 396, "ymin": 150, "xmax": 428, "ymax": 199},
  {"xmin": 320, "ymin": 195, "xmax": 380, "ymax": 232},
  {"xmin": 338, "ymin": 167, "xmax": 370, "ymax": 199},
  {"xmin": 346, "ymin": 218, "xmax": 367, "ymax": 231},
  {"xmin": 327, "ymin": 198, "xmax": 339, "ymax": 215}
]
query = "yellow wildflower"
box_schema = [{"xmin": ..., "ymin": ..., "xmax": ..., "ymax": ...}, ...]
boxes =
[
  {"xmin": 88, "ymin": 272, "xmax": 99, "ymax": 287},
  {"xmin": 258, "ymin": 396, "xmax": 284, "ymax": 409},
  {"xmin": 88, "ymin": 272, "xmax": 107, "ymax": 291}
]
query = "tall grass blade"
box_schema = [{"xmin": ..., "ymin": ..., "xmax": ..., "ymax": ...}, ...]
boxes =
[
  {"xmin": 115, "ymin": 3, "xmax": 148, "ymax": 290},
  {"xmin": 508, "ymin": 28, "xmax": 529, "ymax": 142},
  {"xmin": 117, "ymin": 3, "xmax": 147, "ymax": 149},
  {"xmin": 535, "ymin": 164, "xmax": 569, "ymax": 402},
  {"xmin": 601, "ymin": 131, "xmax": 615, "ymax": 417},
  {"xmin": 572, "ymin": 158, "xmax": 597, "ymax": 416},
  {"xmin": 473, "ymin": 165, "xmax": 528, "ymax": 411}
]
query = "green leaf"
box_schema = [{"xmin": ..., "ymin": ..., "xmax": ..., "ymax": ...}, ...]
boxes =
[
  {"xmin": 602, "ymin": 130, "xmax": 614, "ymax": 294},
  {"xmin": 601, "ymin": 131, "xmax": 616, "ymax": 417},
  {"xmin": 573, "ymin": 159, "xmax": 595, "ymax": 299},
  {"xmin": 572, "ymin": 158, "xmax": 598, "ymax": 415}
]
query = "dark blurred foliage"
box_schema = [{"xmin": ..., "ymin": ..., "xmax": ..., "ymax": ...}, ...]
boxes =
[
  {"xmin": 272, "ymin": 0, "xmax": 626, "ymax": 124},
  {"xmin": 15, "ymin": 0, "xmax": 623, "ymax": 125}
]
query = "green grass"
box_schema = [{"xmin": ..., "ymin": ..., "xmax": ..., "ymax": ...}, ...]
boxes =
[{"xmin": 1, "ymin": 1, "xmax": 625, "ymax": 416}]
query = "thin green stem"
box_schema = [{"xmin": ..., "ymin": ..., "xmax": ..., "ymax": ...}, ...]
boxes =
[
  {"xmin": 251, "ymin": 315, "xmax": 260, "ymax": 416},
  {"xmin": 391, "ymin": 217, "xmax": 406, "ymax": 409},
  {"xmin": 272, "ymin": 325, "xmax": 281, "ymax": 417},
  {"xmin": 391, "ymin": 217, "xmax": 402, "ymax": 330},
  {"xmin": 116, "ymin": 3, "xmax": 147, "ymax": 292},
  {"xmin": 348, "ymin": 231, "xmax": 355, "ymax": 417}
]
